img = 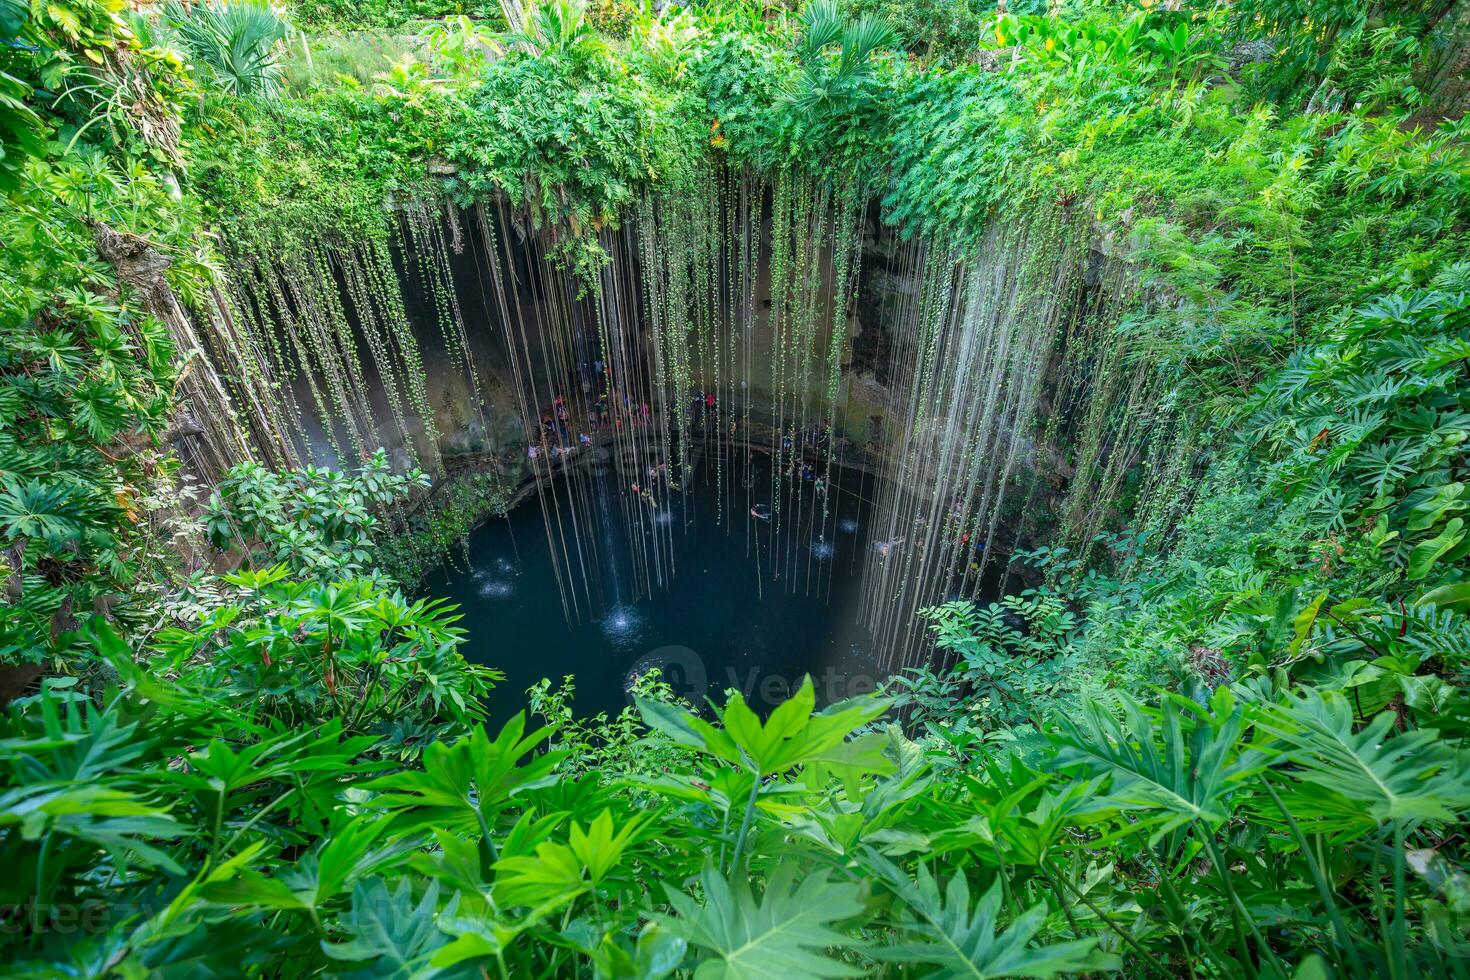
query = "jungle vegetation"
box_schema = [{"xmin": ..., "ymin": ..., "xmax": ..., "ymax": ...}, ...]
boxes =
[{"xmin": 2, "ymin": 0, "xmax": 1470, "ymax": 977}]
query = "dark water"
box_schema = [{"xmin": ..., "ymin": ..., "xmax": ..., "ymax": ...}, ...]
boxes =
[{"xmin": 426, "ymin": 455, "xmax": 888, "ymax": 720}]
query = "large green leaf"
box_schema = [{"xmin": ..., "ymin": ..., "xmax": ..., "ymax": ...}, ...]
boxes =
[
  {"xmin": 1417, "ymin": 581, "xmax": 1470, "ymax": 614},
  {"xmin": 1050, "ymin": 688, "xmax": 1266, "ymax": 842},
  {"xmin": 493, "ymin": 808, "xmax": 653, "ymax": 909},
  {"xmin": 1258, "ymin": 688, "xmax": 1470, "ymax": 827},
  {"xmin": 0, "ymin": 0, "xmax": 28, "ymax": 40},
  {"xmin": 638, "ymin": 677, "xmax": 890, "ymax": 777},
  {"xmin": 367, "ymin": 713, "xmax": 565, "ymax": 838},
  {"xmin": 320, "ymin": 877, "xmax": 448, "ymax": 976},
  {"xmin": 1407, "ymin": 517, "xmax": 1466, "ymax": 580},
  {"xmin": 662, "ymin": 863, "xmax": 866, "ymax": 978},
  {"xmin": 867, "ymin": 851, "xmax": 1113, "ymax": 979}
]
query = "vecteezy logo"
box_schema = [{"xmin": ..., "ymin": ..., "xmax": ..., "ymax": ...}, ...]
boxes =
[{"xmin": 624, "ymin": 645, "xmax": 708, "ymax": 707}]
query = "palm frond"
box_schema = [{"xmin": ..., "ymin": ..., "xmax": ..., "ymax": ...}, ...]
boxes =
[{"xmin": 167, "ymin": 0, "xmax": 289, "ymax": 100}]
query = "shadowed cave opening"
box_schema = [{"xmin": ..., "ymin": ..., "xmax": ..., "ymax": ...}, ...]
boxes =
[{"xmin": 254, "ymin": 175, "xmax": 1134, "ymax": 717}]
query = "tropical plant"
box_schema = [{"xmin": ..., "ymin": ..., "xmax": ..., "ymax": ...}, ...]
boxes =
[
  {"xmin": 502, "ymin": 0, "xmax": 607, "ymax": 59},
  {"xmin": 419, "ymin": 13, "xmax": 502, "ymax": 77},
  {"xmin": 377, "ymin": 470, "xmax": 510, "ymax": 585},
  {"xmin": 166, "ymin": 0, "xmax": 292, "ymax": 99},
  {"xmin": 0, "ymin": 193, "xmax": 182, "ymax": 666},
  {"xmin": 152, "ymin": 567, "xmax": 499, "ymax": 749},
  {"xmin": 4, "ymin": 626, "xmax": 1467, "ymax": 975},
  {"xmin": 203, "ymin": 451, "xmax": 430, "ymax": 579},
  {"xmin": 4, "ymin": 0, "xmax": 1470, "ymax": 975},
  {"xmin": 783, "ymin": 0, "xmax": 899, "ymax": 172}
]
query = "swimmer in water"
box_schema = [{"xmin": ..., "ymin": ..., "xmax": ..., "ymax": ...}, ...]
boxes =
[
  {"xmin": 875, "ymin": 536, "xmax": 906, "ymax": 558},
  {"xmin": 750, "ymin": 503, "xmax": 772, "ymax": 521}
]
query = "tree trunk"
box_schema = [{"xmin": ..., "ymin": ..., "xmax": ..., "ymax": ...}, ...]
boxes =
[{"xmin": 93, "ymin": 224, "xmax": 294, "ymax": 481}]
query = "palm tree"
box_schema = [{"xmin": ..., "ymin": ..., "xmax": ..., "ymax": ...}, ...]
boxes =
[
  {"xmin": 501, "ymin": 0, "xmax": 608, "ymax": 61},
  {"xmin": 166, "ymin": 0, "xmax": 290, "ymax": 100},
  {"xmin": 791, "ymin": 0, "xmax": 899, "ymax": 121}
]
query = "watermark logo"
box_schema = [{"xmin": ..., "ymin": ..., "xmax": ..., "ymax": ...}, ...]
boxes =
[
  {"xmin": 624, "ymin": 645, "xmax": 881, "ymax": 711},
  {"xmin": 625, "ymin": 645, "xmax": 709, "ymax": 706}
]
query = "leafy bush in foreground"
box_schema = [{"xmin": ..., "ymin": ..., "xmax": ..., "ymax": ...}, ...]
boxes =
[{"xmin": 3, "ymin": 605, "xmax": 1468, "ymax": 976}]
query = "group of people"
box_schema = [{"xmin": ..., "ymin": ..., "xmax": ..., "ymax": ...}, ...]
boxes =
[
  {"xmin": 585, "ymin": 361, "xmax": 654, "ymax": 433},
  {"xmin": 870, "ymin": 520, "xmax": 986, "ymax": 568},
  {"xmin": 689, "ymin": 391, "xmax": 719, "ymax": 432},
  {"xmin": 786, "ymin": 420, "xmax": 834, "ymax": 496},
  {"xmin": 528, "ymin": 397, "xmax": 590, "ymax": 462},
  {"xmin": 527, "ymin": 362, "xmax": 659, "ymax": 462},
  {"xmin": 749, "ymin": 419, "xmax": 837, "ymax": 521},
  {"xmin": 529, "ymin": 376, "xmax": 851, "ymax": 525}
]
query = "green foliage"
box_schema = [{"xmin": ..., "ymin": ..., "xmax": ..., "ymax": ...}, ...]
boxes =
[
  {"xmin": 0, "ymin": 187, "xmax": 181, "ymax": 665},
  {"xmin": 418, "ymin": 13, "xmax": 502, "ymax": 75},
  {"xmin": 204, "ymin": 450, "xmax": 430, "ymax": 579},
  {"xmin": 526, "ymin": 667, "xmax": 691, "ymax": 779},
  {"xmin": 837, "ymin": 0, "xmax": 987, "ymax": 61},
  {"xmin": 1222, "ymin": 0, "xmax": 1448, "ymax": 109},
  {"xmin": 907, "ymin": 594, "xmax": 1078, "ymax": 730},
  {"xmin": 196, "ymin": 5, "xmax": 705, "ymax": 273},
  {"xmin": 782, "ymin": 0, "xmax": 900, "ymax": 176},
  {"xmin": 504, "ymin": 0, "xmax": 608, "ymax": 59},
  {"xmin": 868, "ymin": 854, "xmax": 1114, "ymax": 978},
  {"xmin": 1242, "ymin": 276, "xmax": 1470, "ymax": 588},
  {"xmin": 6, "ymin": 632, "xmax": 1469, "ymax": 975},
  {"xmin": 450, "ymin": 30, "xmax": 704, "ymax": 238},
  {"xmin": 377, "ymin": 470, "xmax": 509, "ymax": 584},
  {"xmin": 881, "ymin": 68, "xmax": 1028, "ymax": 241},
  {"xmin": 0, "ymin": 0, "xmax": 217, "ymax": 669},
  {"xmin": 7, "ymin": 1, "xmax": 1470, "ymax": 975},
  {"xmin": 288, "ymin": 0, "xmax": 504, "ymax": 32},
  {"xmin": 688, "ymin": 27, "xmax": 794, "ymax": 169},
  {"xmin": 663, "ymin": 862, "xmax": 866, "ymax": 978},
  {"xmin": 165, "ymin": 0, "xmax": 292, "ymax": 99},
  {"xmin": 150, "ymin": 569, "xmax": 499, "ymax": 749}
]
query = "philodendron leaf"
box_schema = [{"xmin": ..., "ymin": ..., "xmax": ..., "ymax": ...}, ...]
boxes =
[
  {"xmin": 366, "ymin": 713, "xmax": 565, "ymax": 838},
  {"xmin": 866, "ymin": 850, "xmax": 1113, "ymax": 979},
  {"xmin": 638, "ymin": 677, "xmax": 890, "ymax": 777},
  {"xmin": 1417, "ymin": 581, "xmax": 1470, "ymax": 614},
  {"xmin": 1289, "ymin": 590, "xmax": 1328, "ymax": 657},
  {"xmin": 1258, "ymin": 688, "xmax": 1470, "ymax": 826},
  {"xmin": 1406, "ymin": 482, "xmax": 1466, "ymax": 532},
  {"xmin": 493, "ymin": 809, "xmax": 653, "ymax": 908},
  {"xmin": 662, "ymin": 862, "xmax": 867, "ymax": 978},
  {"xmin": 1050, "ymin": 688, "xmax": 1265, "ymax": 841},
  {"xmin": 574, "ymin": 922, "xmax": 689, "ymax": 980}
]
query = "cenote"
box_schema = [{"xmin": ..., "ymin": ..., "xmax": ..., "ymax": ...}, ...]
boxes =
[
  {"xmin": 15, "ymin": 3, "xmax": 1467, "ymax": 972},
  {"xmin": 426, "ymin": 451, "xmax": 922, "ymax": 719}
]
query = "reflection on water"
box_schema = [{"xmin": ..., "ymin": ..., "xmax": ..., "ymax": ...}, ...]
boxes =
[
  {"xmin": 425, "ymin": 457, "xmax": 885, "ymax": 719},
  {"xmin": 599, "ymin": 604, "xmax": 646, "ymax": 648}
]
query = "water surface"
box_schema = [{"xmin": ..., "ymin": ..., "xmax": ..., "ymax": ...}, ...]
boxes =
[{"xmin": 428, "ymin": 454, "xmax": 887, "ymax": 719}]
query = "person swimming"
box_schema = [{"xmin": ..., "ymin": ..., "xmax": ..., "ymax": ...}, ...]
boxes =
[
  {"xmin": 750, "ymin": 503, "xmax": 772, "ymax": 521},
  {"xmin": 874, "ymin": 536, "xmax": 906, "ymax": 558}
]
